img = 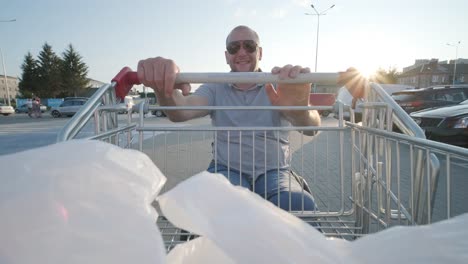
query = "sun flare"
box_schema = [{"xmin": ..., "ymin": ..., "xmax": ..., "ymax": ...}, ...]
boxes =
[{"xmin": 356, "ymin": 66, "xmax": 377, "ymax": 80}]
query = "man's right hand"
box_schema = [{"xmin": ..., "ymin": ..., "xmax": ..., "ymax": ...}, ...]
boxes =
[
  {"xmin": 137, "ymin": 57, "xmax": 191, "ymax": 98},
  {"xmin": 338, "ymin": 67, "xmax": 368, "ymax": 99}
]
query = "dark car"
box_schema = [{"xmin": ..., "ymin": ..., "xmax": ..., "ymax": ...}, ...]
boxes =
[
  {"xmin": 392, "ymin": 86, "xmax": 468, "ymax": 113},
  {"xmin": 410, "ymin": 100, "xmax": 468, "ymax": 147}
]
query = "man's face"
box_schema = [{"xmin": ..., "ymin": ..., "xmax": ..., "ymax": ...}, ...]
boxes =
[{"xmin": 225, "ymin": 28, "xmax": 262, "ymax": 72}]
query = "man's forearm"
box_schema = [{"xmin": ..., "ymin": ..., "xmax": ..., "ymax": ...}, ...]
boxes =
[
  {"xmin": 284, "ymin": 109, "xmax": 321, "ymax": 136},
  {"xmin": 156, "ymin": 90, "xmax": 209, "ymax": 122},
  {"xmin": 155, "ymin": 90, "xmax": 185, "ymax": 121}
]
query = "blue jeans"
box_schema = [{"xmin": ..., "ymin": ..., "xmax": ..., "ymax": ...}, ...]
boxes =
[{"xmin": 207, "ymin": 161, "xmax": 316, "ymax": 211}]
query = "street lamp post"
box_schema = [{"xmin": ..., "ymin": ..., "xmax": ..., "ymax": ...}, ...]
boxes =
[
  {"xmin": 447, "ymin": 41, "xmax": 461, "ymax": 86},
  {"xmin": 305, "ymin": 4, "xmax": 335, "ymax": 92},
  {"xmin": 1, "ymin": 18, "xmax": 16, "ymax": 106}
]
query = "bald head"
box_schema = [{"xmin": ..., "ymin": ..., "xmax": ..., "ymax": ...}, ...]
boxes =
[
  {"xmin": 226, "ymin": 25, "xmax": 260, "ymax": 45},
  {"xmin": 224, "ymin": 25, "xmax": 262, "ymax": 73}
]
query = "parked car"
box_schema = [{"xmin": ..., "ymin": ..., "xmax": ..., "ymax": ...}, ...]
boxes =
[
  {"xmin": 0, "ymin": 103, "xmax": 15, "ymax": 116},
  {"xmin": 309, "ymin": 93, "xmax": 336, "ymax": 117},
  {"xmin": 410, "ymin": 100, "xmax": 468, "ymax": 147},
  {"xmin": 392, "ymin": 86, "xmax": 468, "ymax": 113},
  {"xmin": 336, "ymin": 84, "xmax": 413, "ymax": 122},
  {"xmin": 118, "ymin": 96, "xmax": 135, "ymax": 114},
  {"xmin": 15, "ymin": 103, "xmax": 47, "ymax": 113},
  {"xmin": 131, "ymin": 99, "xmax": 150, "ymax": 115},
  {"xmin": 379, "ymin": 84, "xmax": 415, "ymax": 95},
  {"xmin": 152, "ymin": 106, "xmax": 166, "ymax": 117},
  {"xmin": 50, "ymin": 98, "xmax": 88, "ymax": 118}
]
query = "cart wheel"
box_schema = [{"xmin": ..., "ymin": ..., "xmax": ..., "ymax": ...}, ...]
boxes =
[
  {"xmin": 51, "ymin": 110, "xmax": 61, "ymax": 118},
  {"xmin": 321, "ymin": 111, "xmax": 330, "ymax": 117}
]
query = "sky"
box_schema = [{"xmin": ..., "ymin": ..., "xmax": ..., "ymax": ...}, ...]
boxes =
[{"xmin": 1, "ymin": 0, "xmax": 467, "ymax": 90}]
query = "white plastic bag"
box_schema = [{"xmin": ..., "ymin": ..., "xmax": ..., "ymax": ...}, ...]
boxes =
[
  {"xmin": 159, "ymin": 172, "xmax": 349, "ymax": 264},
  {"xmin": 160, "ymin": 171, "xmax": 468, "ymax": 264},
  {"xmin": 167, "ymin": 237, "xmax": 235, "ymax": 264},
  {"xmin": 350, "ymin": 214, "xmax": 468, "ymax": 263},
  {"xmin": 0, "ymin": 140, "xmax": 167, "ymax": 264},
  {"xmin": 3, "ymin": 141, "xmax": 466, "ymax": 263}
]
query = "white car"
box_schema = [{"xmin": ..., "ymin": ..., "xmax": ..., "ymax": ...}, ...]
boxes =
[
  {"xmin": 50, "ymin": 99, "xmax": 87, "ymax": 118},
  {"xmin": 118, "ymin": 96, "xmax": 135, "ymax": 114},
  {"xmin": 0, "ymin": 103, "xmax": 15, "ymax": 116}
]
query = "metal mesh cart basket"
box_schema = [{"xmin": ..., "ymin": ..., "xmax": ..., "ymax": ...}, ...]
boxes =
[{"xmin": 57, "ymin": 68, "xmax": 468, "ymax": 251}]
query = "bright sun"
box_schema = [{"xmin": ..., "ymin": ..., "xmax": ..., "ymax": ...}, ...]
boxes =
[
  {"xmin": 357, "ymin": 64, "xmax": 379, "ymax": 80},
  {"xmin": 353, "ymin": 58, "xmax": 379, "ymax": 80},
  {"xmin": 342, "ymin": 29, "xmax": 393, "ymax": 81}
]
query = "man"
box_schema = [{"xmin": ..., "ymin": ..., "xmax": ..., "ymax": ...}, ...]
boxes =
[
  {"xmin": 137, "ymin": 25, "xmax": 364, "ymax": 211},
  {"xmin": 32, "ymin": 97, "xmax": 42, "ymax": 118},
  {"xmin": 26, "ymin": 98, "xmax": 33, "ymax": 117}
]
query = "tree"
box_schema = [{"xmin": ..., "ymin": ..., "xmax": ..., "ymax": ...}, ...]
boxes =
[
  {"xmin": 37, "ymin": 43, "xmax": 62, "ymax": 97},
  {"xmin": 371, "ymin": 67, "xmax": 399, "ymax": 84},
  {"xmin": 60, "ymin": 44, "xmax": 89, "ymax": 97},
  {"xmin": 18, "ymin": 52, "xmax": 39, "ymax": 98},
  {"xmin": 19, "ymin": 43, "xmax": 91, "ymax": 98}
]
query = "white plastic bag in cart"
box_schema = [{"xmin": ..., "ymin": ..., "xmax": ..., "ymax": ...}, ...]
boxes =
[
  {"xmin": 159, "ymin": 171, "xmax": 468, "ymax": 264},
  {"xmin": 159, "ymin": 172, "xmax": 350, "ymax": 264},
  {"xmin": 0, "ymin": 140, "xmax": 167, "ymax": 264}
]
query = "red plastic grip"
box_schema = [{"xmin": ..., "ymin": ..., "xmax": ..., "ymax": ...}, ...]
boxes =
[{"xmin": 111, "ymin": 67, "xmax": 141, "ymax": 100}]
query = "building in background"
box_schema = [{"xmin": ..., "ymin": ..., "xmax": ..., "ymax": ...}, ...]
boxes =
[
  {"xmin": 398, "ymin": 58, "xmax": 468, "ymax": 88},
  {"xmin": 87, "ymin": 78, "xmax": 106, "ymax": 89},
  {"xmin": 0, "ymin": 75, "xmax": 19, "ymax": 104},
  {"xmin": 80, "ymin": 78, "xmax": 107, "ymax": 97}
]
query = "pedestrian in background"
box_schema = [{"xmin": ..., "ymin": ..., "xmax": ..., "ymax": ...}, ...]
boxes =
[
  {"xmin": 32, "ymin": 97, "xmax": 42, "ymax": 118},
  {"xmin": 27, "ymin": 99, "xmax": 33, "ymax": 118}
]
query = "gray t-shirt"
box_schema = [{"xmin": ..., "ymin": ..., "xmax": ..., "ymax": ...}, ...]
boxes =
[{"xmin": 194, "ymin": 83, "xmax": 291, "ymax": 178}]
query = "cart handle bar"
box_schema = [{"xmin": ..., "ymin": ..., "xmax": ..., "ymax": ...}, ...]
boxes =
[{"xmin": 112, "ymin": 67, "xmax": 340, "ymax": 100}]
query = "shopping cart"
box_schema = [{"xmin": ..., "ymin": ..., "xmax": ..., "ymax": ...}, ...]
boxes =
[{"xmin": 57, "ymin": 67, "xmax": 468, "ymax": 251}]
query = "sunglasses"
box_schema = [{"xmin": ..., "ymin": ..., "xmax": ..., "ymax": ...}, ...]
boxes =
[{"xmin": 226, "ymin": 40, "xmax": 258, "ymax": 55}]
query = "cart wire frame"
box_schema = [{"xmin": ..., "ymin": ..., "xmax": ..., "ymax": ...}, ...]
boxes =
[{"xmin": 57, "ymin": 72, "xmax": 468, "ymax": 251}]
